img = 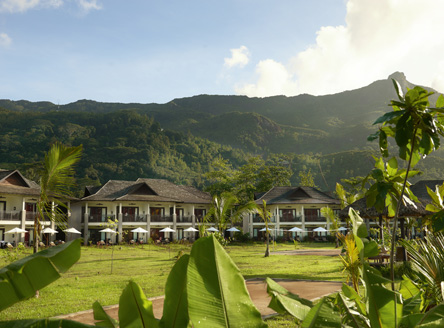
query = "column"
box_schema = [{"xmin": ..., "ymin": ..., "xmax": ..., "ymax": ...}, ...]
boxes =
[
  {"xmin": 248, "ymin": 213, "xmax": 253, "ymax": 238},
  {"xmin": 118, "ymin": 203, "xmax": 123, "ymax": 243},
  {"xmin": 172, "ymin": 204, "xmax": 177, "ymax": 241},
  {"xmin": 83, "ymin": 202, "xmax": 89, "ymax": 245},
  {"xmin": 21, "ymin": 198, "xmax": 26, "ymax": 243},
  {"xmin": 146, "ymin": 203, "xmax": 150, "ymax": 242},
  {"xmin": 301, "ymin": 205, "xmax": 305, "ymax": 238},
  {"xmin": 275, "ymin": 206, "xmax": 280, "ymax": 238}
]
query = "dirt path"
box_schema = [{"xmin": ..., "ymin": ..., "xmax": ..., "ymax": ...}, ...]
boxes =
[{"xmin": 56, "ymin": 279, "xmax": 343, "ymax": 325}]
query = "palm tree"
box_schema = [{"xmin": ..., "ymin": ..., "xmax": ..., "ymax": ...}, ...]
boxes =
[
  {"xmin": 34, "ymin": 142, "xmax": 82, "ymax": 253},
  {"xmin": 205, "ymin": 192, "xmax": 256, "ymax": 232},
  {"xmin": 256, "ymin": 200, "xmax": 271, "ymax": 257},
  {"xmin": 320, "ymin": 207, "xmax": 340, "ymax": 248}
]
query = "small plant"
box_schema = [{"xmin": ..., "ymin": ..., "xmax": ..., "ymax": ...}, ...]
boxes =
[
  {"xmin": 212, "ymin": 231, "xmax": 229, "ymax": 246},
  {"xmin": 293, "ymin": 239, "xmax": 298, "ymax": 249}
]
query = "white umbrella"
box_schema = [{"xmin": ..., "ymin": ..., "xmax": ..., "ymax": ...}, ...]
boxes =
[
  {"xmin": 42, "ymin": 227, "xmax": 58, "ymax": 246},
  {"xmin": 64, "ymin": 227, "xmax": 82, "ymax": 234},
  {"xmin": 259, "ymin": 228, "xmax": 268, "ymax": 232},
  {"xmin": 99, "ymin": 228, "xmax": 116, "ymax": 245},
  {"xmin": 184, "ymin": 227, "xmax": 199, "ymax": 232},
  {"xmin": 288, "ymin": 227, "xmax": 303, "ymax": 232},
  {"xmin": 160, "ymin": 227, "xmax": 175, "ymax": 232},
  {"xmin": 226, "ymin": 227, "xmax": 240, "ymax": 232},
  {"xmin": 42, "ymin": 227, "xmax": 58, "ymax": 234},
  {"xmin": 6, "ymin": 227, "xmax": 27, "ymax": 234},
  {"xmin": 206, "ymin": 227, "xmax": 219, "ymax": 232},
  {"xmin": 313, "ymin": 227, "xmax": 328, "ymax": 232},
  {"xmin": 5, "ymin": 227, "xmax": 27, "ymax": 246},
  {"xmin": 131, "ymin": 227, "xmax": 149, "ymax": 243},
  {"xmin": 338, "ymin": 227, "xmax": 348, "ymax": 231},
  {"xmin": 131, "ymin": 227, "xmax": 149, "ymax": 233}
]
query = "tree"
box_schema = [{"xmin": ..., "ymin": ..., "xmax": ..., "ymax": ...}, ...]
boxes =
[
  {"xmin": 256, "ymin": 200, "xmax": 272, "ymax": 257},
  {"xmin": 298, "ymin": 168, "xmax": 317, "ymax": 188},
  {"xmin": 34, "ymin": 142, "xmax": 82, "ymax": 254},
  {"xmin": 320, "ymin": 207, "xmax": 340, "ymax": 248},
  {"xmin": 205, "ymin": 192, "xmax": 256, "ymax": 232},
  {"xmin": 367, "ymin": 80, "xmax": 444, "ymax": 293}
]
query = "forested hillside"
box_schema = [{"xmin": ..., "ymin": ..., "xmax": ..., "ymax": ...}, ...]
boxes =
[{"xmin": 2, "ymin": 72, "xmax": 444, "ymax": 195}]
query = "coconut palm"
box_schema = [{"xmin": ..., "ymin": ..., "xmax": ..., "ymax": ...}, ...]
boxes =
[
  {"xmin": 34, "ymin": 142, "xmax": 82, "ymax": 253},
  {"xmin": 205, "ymin": 192, "xmax": 256, "ymax": 232},
  {"xmin": 256, "ymin": 200, "xmax": 272, "ymax": 257}
]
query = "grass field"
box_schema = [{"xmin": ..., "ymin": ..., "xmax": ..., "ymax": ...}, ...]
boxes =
[{"xmin": 0, "ymin": 241, "xmax": 345, "ymax": 322}]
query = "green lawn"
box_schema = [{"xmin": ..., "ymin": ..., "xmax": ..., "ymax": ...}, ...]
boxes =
[{"xmin": 0, "ymin": 241, "xmax": 345, "ymax": 321}]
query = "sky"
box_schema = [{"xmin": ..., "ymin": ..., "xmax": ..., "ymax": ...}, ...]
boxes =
[{"xmin": 1, "ymin": 0, "xmax": 444, "ymax": 104}]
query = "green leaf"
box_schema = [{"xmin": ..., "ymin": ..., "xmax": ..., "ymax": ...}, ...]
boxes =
[
  {"xmin": 0, "ymin": 319, "xmax": 94, "ymax": 327},
  {"xmin": 159, "ymin": 255, "xmax": 190, "ymax": 328},
  {"xmin": 348, "ymin": 208, "xmax": 368, "ymax": 240},
  {"xmin": 118, "ymin": 281, "xmax": 158, "ymax": 328},
  {"xmin": 363, "ymin": 265, "xmax": 402, "ymax": 328},
  {"xmin": 416, "ymin": 303, "xmax": 444, "ymax": 327},
  {"xmin": 387, "ymin": 157, "xmax": 398, "ymax": 176},
  {"xmin": 392, "ymin": 79, "xmax": 404, "ymax": 101},
  {"xmin": 0, "ymin": 239, "xmax": 80, "ymax": 311},
  {"xmin": 363, "ymin": 240, "xmax": 380, "ymax": 258},
  {"xmin": 268, "ymin": 291, "xmax": 311, "ymax": 321},
  {"xmin": 301, "ymin": 297, "xmax": 341, "ymax": 328},
  {"xmin": 341, "ymin": 283, "xmax": 366, "ymax": 315},
  {"xmin": 187, "ymin": 235, "xmax": 266, "ymax": 327},
  {"xmin": 335, "ymin": 294, "xmax": 368, "ymax": 328},
  {"xmin": 93, "ymin": 301, "xmax": 119, "ymax": 327},
  {"xmin": 373, "ymin": 110, "xmax": 405, "ymax": 125}
]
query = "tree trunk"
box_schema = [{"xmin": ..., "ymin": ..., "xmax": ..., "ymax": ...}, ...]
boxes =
[{"xmin": 264, "ymin": 232, "xmax": 270, "ymax": 257}]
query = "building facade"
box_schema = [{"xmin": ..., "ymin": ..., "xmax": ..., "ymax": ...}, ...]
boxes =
[
  {"xmin": 71, "ymin": 178, "xmax": 212, "ymax": 245},
  {"xmin": 246, "ymin": 186, "xmax": 342, "ymax": 240}
]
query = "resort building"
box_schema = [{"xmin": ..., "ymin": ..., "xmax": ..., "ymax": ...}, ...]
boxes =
[
  {"xmin": 247, "ymin": 186, "xmax": 341, "ymax": 241},
  {"xmin": 0, "ymin": 169, "xmax": 61, "ymax": 245},
  {"xmin": 70, "ymin": 178, "xmax": 212, "ymax": 245}
]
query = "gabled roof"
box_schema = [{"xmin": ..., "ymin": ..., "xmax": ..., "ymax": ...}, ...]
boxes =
[
  {"xmin": 82, "ymin": 178, "xmax": 211, "ymax": 204},
  {"xmin": 0, "ymin": 169, "xmax": 40, "ymax": 196},
  {"xmin": 255, "ymin": 186, "xmax": 340, "ymax": 205}
]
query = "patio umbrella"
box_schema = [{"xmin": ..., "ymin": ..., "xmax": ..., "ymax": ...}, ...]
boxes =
[
  {"xmin": 5, "ymin": 227, "xmax": 27, "ymax": 246},
  {"xmin": 159, "ymin": 227, "xmax": 175, "ymax": 258},
  {"xmin": 207, "ymin": 227, "xmax": 219, "ymax": 232},
  {"xmin": 226, "ymin": 227, "xmax": 240, "ymax": 232},
  {"xmin": 64, "ymin": 227, "xmax": 81, "ymax": 241},
  {"xmin": 42, "ymin": 227, "xmax": 58, "ymax": 246},
  {"xmin": 64, "ymin": 227, "xmax": 81, "ymax": 234},
  {"xmin": 131, "ymin": 227, "xmax": 149, "ymax": 243},
  {"xmin": 184, "ymin": 227, "xmax": 199, "ymax": 232},
  {"xmin": 338, "ymin": 227, "xmax": 348, "ymax": 231},
  {"xmin": 288, "ymin": 227, "xmax": 303, "ymax": 232},
  {"xmin": 99, "ymin": 228, "xmax": 116, "ymax": 244},
  {"xmin": 313, "ymin": 227, "xmax": 328, "ymax": 232},
  {"xmin": 259, "ymin": 228, "xmax": 269, "ymax": 232}
]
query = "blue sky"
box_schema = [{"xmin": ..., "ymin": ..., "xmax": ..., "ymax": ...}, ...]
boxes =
[{"xmin": 1, "ymin": 0, "xmax": 443, "ymax": 104}]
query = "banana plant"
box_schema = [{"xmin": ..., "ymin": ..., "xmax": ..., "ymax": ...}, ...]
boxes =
[{"xmin": 93, "ymin": 235, "xmax": 266, "ymax": 327}]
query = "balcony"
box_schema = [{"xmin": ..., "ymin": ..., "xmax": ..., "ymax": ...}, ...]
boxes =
[
  {"xmin": 122, "ymin": 214, "xmax": 147, "ymax": 223},
  {"xmin": 280, "ymin": 214, "xmax": 302, "ymax": 223},
  {"xmin": 151, "ymin": 215, "xmax": 173, "ymax": 223},
  {"xmin": 88, "ymin": 214, "xmax": 115, "ymax": 223},
  {"xmin": 176, "ymin": 216, "xmax": 193, "ymax": 223},
  {"xmin": 253, "ymin": 215, "xmax": 277, "ymax": 223},
  {"xmin": 304, "ymin": 215, "xmax": 327, "ymax": 222},
  {"xmin": 0, "ymin": 211, "xmax": 20, "ymax": 221}
]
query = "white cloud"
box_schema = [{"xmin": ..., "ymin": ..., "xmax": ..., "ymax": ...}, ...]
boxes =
[
  {"xmin": 0, "ymin": 33, "xmax": 12, "ymax": 47},
  {"xmin": 0, "ymin": 0, "xmax": 41, "ymax": 12},
  {"xmin": 236, "ymin": 0, "xmax": 444, "ymax": 98},
  {"xmin": 224, "ymin": 45, "xmax": 250, "ymax": 68},
  {"xmin": 77, "ymin": 0, "xmax": 101, "ymax": 12}
]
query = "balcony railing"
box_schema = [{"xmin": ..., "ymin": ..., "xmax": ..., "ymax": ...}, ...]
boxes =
[
  {"xmin": 176, "ymin": 216, "xmax": 193, "ymax": 223},
  {"xmin": 280, "ymin": 215, "xmax": 302, "ymax": 223},
  {"xmin": 122, "ymin": 214, "xmax": 147, "ymax": 223},
  {"xmin": 304, "ymin": 215, "xmax": 326, "ymax": 222},
  {"xmin": 253, "ymin": 215, "xmax": 277, "ymax": 223},
  {"xmin": 0, "ymin": 211, "xmax": 20, "ymax": 221},
  {"xmin": 151, "ymin": 215, "xmax": 173, "ymax": 223},
  {"xmin": 87, "ymin": 214, "xmax": 116, "ymax": 223}
]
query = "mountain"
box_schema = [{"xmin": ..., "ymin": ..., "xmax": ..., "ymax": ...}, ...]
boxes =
[{"xmin": 1, "ymin": 72, "xmax": 443, "ymax": 191}]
